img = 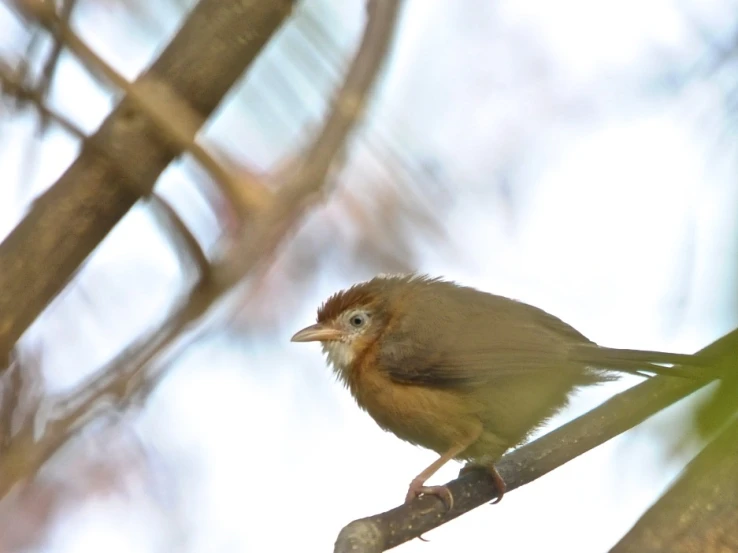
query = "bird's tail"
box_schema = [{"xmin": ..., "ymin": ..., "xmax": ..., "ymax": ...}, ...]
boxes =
[{"xmin": 568, "ymin": 344, "xmax": 715, "ymax": 379}]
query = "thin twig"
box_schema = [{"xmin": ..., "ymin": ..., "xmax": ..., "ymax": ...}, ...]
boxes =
[
  {"xmin": 280, "ymin": 0, "xmax": 402, "ymax": 202},
  {"xmin": 334, "ymin": 328, "xmax": 738, "ymax": 552},
  {"xmin": 148, "ymin": 195, "xmax": 211, "ymax": 283},
  {"xmin": 230, "ymin": 0, "xmax": 404, "ymax": 290},
  {"xmin": 36, "ymin": 0, "xmax": 79, "ymax": 132},
  {"xmin": 0, "ymin": 294, "xmax": 196, "ymax": 496},
  {"xmin": 0, "ymin": 65, "xmax": 85, "ymax": 139}
]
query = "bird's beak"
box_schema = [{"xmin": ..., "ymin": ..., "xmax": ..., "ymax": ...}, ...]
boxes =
[{"xmin": 291, "ymin": 323, "xmax": 343, "ymax": 343}]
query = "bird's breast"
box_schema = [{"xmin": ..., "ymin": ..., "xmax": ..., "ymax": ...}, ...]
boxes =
[{"xmin": 349, "ymin": 360, "xmax": 485, "ymax": 456}]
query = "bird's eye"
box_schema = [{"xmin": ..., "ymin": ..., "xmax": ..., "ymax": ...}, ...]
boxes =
[{"xmin": 350, "ymin": 313, "xmax": 367, "ymax": 328}]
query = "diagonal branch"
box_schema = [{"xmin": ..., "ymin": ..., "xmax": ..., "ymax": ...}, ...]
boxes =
[
  {"xmin": 334, "ymin": 377, "xmax": 704, "ymax": 553},
  {"xmin": 0, "ymin": 63, "xmax": 87, "ymax": 139},
  {"xmin": 334, "ymin": 328, "xmax": 738, "ymax": 553},
  {"xmin": 0, "ymin": 0, "xmax": 295, "ymax": 364},
  {"xmin": 0, "ymin": 0, "xmax": 405, "ymax": 499},
  {"xmin": 0, "ymin": 292, "xmax": 196, "ymax": 496},
  {"xmin": 20, "ymin": 0, "xmax": 272, "ymax": 213}
]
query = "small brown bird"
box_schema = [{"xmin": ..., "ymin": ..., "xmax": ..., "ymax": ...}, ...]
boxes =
[{"xmin": 291, "ymin": 274, "xmax": 700, "ymax": 508}]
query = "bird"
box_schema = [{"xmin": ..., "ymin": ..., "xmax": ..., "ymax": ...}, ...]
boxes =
[{"xmin": 291, "ymin": 274, "xmax": 706, "ymax": 509}]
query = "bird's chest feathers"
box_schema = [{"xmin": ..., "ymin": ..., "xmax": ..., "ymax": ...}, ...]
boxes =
[
  {"xmin": 323, "ymin": 336, "xmax": 385, "ymax": 402},
  {"xmin": 331, "ymin": 342, "xmax": 474, "ymax": 454}
]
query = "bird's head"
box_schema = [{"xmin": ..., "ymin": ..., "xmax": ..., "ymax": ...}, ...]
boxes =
[
  {"xmin": 291, "ymin": 274, "xmax": 444, "ymax": 383},
  {"xmin": 291, "ymin": 278, "xmax": 393, "ymax": 376}
]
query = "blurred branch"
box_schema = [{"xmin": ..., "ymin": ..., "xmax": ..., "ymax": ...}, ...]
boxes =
[
  {"xmin": 0, "ymin": 0, "xmax": 404, "ymax": 498},
  {"xmin": 675, "ymin": 0, "xmax": 738, "ymax": 80},
  {"xmin": 334, "ymin": 328, "xmax": 738, "ymax": 553},
  {"xmin": 0, "ymin": 353, "xmax": 22, "ymax": 452},
  {"xmin": 0, "ymin": 293, "xmax": 198, "ymax": 496},
  {"xmin": 276, "ymin": 0, "xmax": 401, "ymax": 200},
  {"xmin": 0, "ymin": 62, "xmax": 84, "ymax": 138},
  {"xmin": 0, "ymin": 65, "xmax": 208, "ymax": 286},
  {"xmin": 610, "ymin": 415, "xmax": 738, "ymax": 553},
  {"xmin": 0, "ymin": 0, "xmax": 295, "ymax": 363},
  {"xmin": 15, "ymin": 0, "xmax": 272, "ymax": 213},
  {"xmin": 37, "ymin": 0, "xmax": 79, "ymax": 132},
  {"xmin": 148, "ymin": 196, "xmax": 211, "ymax": 283},
  {"xmin": 234, "ymin": 0, "xmax": 403, "ymax": 293}
]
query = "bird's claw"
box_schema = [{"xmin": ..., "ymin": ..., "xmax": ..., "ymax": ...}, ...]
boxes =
[
  {"xmin": 405, "ymin": 480, "xmax": 454, "ymax": 510},
  {"xmin": 458, "ymin": 463, "xmax": 506, "ymax": 504}
]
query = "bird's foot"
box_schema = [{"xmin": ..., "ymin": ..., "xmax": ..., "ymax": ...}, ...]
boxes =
[
  {"xmin": 459, "ymin": 463, "xmax": 507, "ymax": 504},
  {"xmin": 405, "ymin": 478, "xmax": 454, "ymax": 510}
]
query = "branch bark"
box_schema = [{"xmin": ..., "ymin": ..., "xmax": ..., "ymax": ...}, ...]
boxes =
[
  {"xmin": 0, "ymin": 0, "xmax": 295, "ymax": 362},
  {"xmin": 334, "ymin": 328, "xmax": 738, "ymax": 553}
]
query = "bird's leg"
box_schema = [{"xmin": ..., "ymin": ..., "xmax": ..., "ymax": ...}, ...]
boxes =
[
  {"xmin": 459, "ymin": 463, "xmax": 506, "ymax": 504},
  {"xmin": 405, "ymin": 430, "xmax": 481, "ymax": 510},
  {"xmin": 405, "ymin": 445, "xmax": 466, "ymax": 510}
]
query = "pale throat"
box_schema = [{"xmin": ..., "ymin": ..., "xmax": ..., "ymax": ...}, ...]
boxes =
[{"xmin": 322, "ymin": 340, "xmax": 356, "ymax": 372}]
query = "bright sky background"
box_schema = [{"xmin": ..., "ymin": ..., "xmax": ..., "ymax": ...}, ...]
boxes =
[{"xmin": 1, "ymin": 0, "xmax": 737, "ymax": 552}]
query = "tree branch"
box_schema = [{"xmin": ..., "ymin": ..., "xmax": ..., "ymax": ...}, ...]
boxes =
[
  {"xmin": 0, "ymin": 0, "xmax": 295, "ymax": 363},
  {"xmin": 147, "ymin": 195, "xmax": 211, "ymax": 283},
  {"xmin": 281, "ymin": 0, "xmax": 402, "ymax": 197},
  {"xmin": 231, "ymin": 0, "xmax": 404, "ymax": 281},
  {"xmin": 0, "ymin": 63, "xmax": 87, "ymax": 140},
  {"xmin": 0, "ymin": 292, "xmax": 196, "ymax": 496},
  {"xmin": 0, "ymin": 0, "xmax": 405, "ymax": 498},
  {"xmin": 334, "ymin": 328, "xmax": 738, "ymax": 553},
  {"xmin": 21, "ymin": 1, "xmax": 272, "ymax": 213}
]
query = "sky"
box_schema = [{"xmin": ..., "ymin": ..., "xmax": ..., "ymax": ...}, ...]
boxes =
[{"xmin": 0, "ymin": 0, "xmax": 737, "ymax": 552}]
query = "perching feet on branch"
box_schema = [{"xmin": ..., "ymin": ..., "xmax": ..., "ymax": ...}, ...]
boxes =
[{"xmin": 459, "ymin": 463, "xmax": 507, "ymax": 504}]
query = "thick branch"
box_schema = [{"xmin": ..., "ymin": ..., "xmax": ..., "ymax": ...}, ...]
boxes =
[
  {"xmin": 0, "ymin": 0, "xmax": 294, "ymax": 361},
  {"xmin": 610, "ymin": 415, "xmax": 738, "ymax": 552},
  {"xmin": 335, "ymin": 328, "xmax": 738, "ymax": 552},
  {"xmin": 32, "ymin": 4, "xmax": 272, "ymax": 213}
]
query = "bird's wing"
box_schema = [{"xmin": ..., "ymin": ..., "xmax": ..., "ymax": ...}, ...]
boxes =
[
  {"xmin": 377, "ymin": 289, "xmax": 605, "ymax": 389},
  {"xmin": 380, "ymin": 319, "xmax": 704, "ymax": 388},
  {"xmin": 379, "ymin": 343, "xmax": 589, "ymax": 388},
  {"xmin": 376, "ymin": 281, "xmax": 703, "ymax": 388}
]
